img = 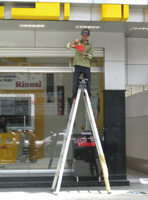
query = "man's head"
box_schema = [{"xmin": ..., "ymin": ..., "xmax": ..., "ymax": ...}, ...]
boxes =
[
  {"xmin": 81, "ymin": 29, "xmax": 90, "ymax": 42},
  {"xmin": 81, "ymin": 29, "xmax": 90, "ymax": 36}
]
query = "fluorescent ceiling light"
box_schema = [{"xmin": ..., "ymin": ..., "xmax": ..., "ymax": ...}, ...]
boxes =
[
  {"xmin": 75, "ymin": 25, "xmax": 101, "ymax": 29},
  {"xmin": 129, "ymin": 26, "xmax": 148, "ymax": 31},
  {"xmin": 19, "ymin": 24, "xmax": 46, "ymax": 28}
]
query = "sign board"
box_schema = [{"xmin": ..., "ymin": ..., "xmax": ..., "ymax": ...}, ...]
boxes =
[{"xmin": 0, "ymin": 73, "xmax": 43, "ymax": 90}]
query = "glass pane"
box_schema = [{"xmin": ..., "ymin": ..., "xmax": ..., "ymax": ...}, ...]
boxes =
[
  {"xmin": 0, "ymin": 57, "xmax": 69, "ymax": 67},
  {"xmin": 71, "ymin": 57, "xmax": 104, "ymax": 67},
  {"xmin": 0, "ymin": 71, "xmax": 102, "ymax": 172},
  {"xmin": 90, "ymin": 57, "xmax": 104, "ymax": 67},
  {"xmin": 0, "ymin": 94, "xmax": 34, "ymax": 130},
  {"xmin": 74, "ymin": 73, "xmax": 100, "ymax": 134}
]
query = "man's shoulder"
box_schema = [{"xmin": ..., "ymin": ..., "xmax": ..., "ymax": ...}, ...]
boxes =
[
  {"xmin": 87, "ymin": 42, "xmax": 93, "ymax": 50},
  {"xmin": 87, "ymin": 42, "xmax": 93, "ymax": 47}
]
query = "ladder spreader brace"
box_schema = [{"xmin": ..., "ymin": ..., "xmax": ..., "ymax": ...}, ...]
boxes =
[{"xmin": 51, "ymin": 78, "xmax": 111, "ymax": 194}]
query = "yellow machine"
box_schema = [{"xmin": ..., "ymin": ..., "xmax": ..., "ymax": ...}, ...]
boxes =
[
  {"xmin": 0, "ymin": 130, "xmax": 44, "ymax": 164},
  {"xmin": 0, "ymin": 132, "xmax": 20, "ymax": 163}
]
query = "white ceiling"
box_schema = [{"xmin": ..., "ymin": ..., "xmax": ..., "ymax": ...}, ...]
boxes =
[{"xmin": 0, "ymin": 20, "xmax": 148, "ymax": 38}]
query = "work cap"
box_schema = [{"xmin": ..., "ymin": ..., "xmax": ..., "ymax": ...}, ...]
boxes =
[{"xmin": 81, "ymin": 29, "xmax": 90, "ymax": 36}]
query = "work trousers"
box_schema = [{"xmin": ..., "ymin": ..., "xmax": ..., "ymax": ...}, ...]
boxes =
[{"xmin": 72, "ymin": 65, "xmax": 91, "ymax": 98}]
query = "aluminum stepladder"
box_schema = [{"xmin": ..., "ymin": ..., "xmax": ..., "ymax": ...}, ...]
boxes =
[{"xmin": 51, "ymin": 78, "xmax": 111, "ymax": 194}]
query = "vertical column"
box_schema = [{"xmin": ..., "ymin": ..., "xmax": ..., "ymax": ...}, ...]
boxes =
[
  {"xmin": 104, "ymin": 61, "xmax": 125, "ymax": 90},
  {"xmin": 103, "ymin": 48, "xmax": 127, "ymax": 180},
  {"xmin": 103, "ymin": 90, "xmax": 127, "ymax": 180}
]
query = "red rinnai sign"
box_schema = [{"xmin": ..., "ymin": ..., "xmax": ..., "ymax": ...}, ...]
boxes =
[
  {"xmin": 16, "ymin": 81, "xmax": 41, "ymax": 88},
  {"xmin": 78, "ymin": 140, "xmax": 96, "ymax": 147}
]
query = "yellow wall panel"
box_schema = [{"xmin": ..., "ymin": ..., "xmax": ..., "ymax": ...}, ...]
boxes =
[
  {"xmin": 122, "ymin": 5, "xmax": 129, "ymax": 21},
  {"xmin": 11, "ymin": 2, "xmax": 60, "ymax": 20},
  {"xmin": 12, "ymin": 8, "xmax": 36, "ymax": 20},
  {"xmin": 101, "ymin": 4, "xmax": 122, "ymax": 21},
  {"xmin": 0, "ymin": 6, "xmax": 4, "ymax": 19},
  {"xmin": 63, "ymin": 3, "xmax": 70, "ymax": 20},
  {"xmin": 36, "ymin": 3, "xmax": 60, "ymax": 20}
]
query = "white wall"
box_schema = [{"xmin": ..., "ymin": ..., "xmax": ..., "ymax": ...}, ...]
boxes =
[
  {"xmin": 126, "ymin": 38, "xmax": 148, "ymax": 85},
  {"xmin": 126, "ymin": 37, "xmax": 148, "ymax": 163},
  {"xmin": 126, "ymin": 91, "xmax": 148, "ymax": 160},
  {"xmin": 0, "ymin": 30, "xmax": 34, "ymax": 47},
  {"xmin": 0, "ymin": 28, "xmax": 126, "ymax": 90},
  {"xmin": 36, "ymin": 31, "xmax": 125, "ymax": 90}
]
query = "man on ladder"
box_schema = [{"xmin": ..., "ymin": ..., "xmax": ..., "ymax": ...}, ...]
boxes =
[
  {"xmin": 67, "ymin": 28, "xmax": 93, "ymax": 103},
  {"xmin": 51, "ymin": 29, "xmax": 111, "ymax": 194}
]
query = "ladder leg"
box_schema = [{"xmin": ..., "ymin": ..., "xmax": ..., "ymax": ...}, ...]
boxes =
[
  {"xmin": 83, "ymin": 89, "xmax": 111, "ymax": 194},
  {"xmin": 53, "ymin": 124, "xmax": 73, "ymax": 193},
  {"xmin": 51, "ymin": 103, "xmax": 75, "ymax": 191},
  {"xmin": 52, "ymin": 88, "xmax": 81, "ymax": 194}
]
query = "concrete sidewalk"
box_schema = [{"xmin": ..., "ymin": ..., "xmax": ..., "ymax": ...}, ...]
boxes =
[
  {"xmin": 0, "ymin": 169, "xmax": 148, "ymax": 200},
  {"xmin": 0, "ymin": 180, "xmax": 148, "ymax": 200}
]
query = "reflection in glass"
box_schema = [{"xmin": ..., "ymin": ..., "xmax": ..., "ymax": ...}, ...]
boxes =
[
  {"xmin": 0, "ymin": 94, "xmax": 34, "ymax": 130},
  {"xmin": 0, "ymin": 72, "xmax": 101, "ymax": 174},
  {"xmin": 0, "ymin": 57, "xmax": 70, "ymax": 67}
]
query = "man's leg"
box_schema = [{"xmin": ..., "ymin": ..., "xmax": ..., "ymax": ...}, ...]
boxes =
[
  {"xmin": 83, "ymin": 67, "xmax": 91, "ymax": 97},
  {"xmin": 72, "ymin": 66, "xmax": 81, "ymax": 99}
]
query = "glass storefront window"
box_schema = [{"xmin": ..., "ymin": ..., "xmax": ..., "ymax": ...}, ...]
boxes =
[
  {"xmin": 0, "ymin": 57, "xmax": 103, "ymax": 68},
  {"xmin": 0, "ymin": 57, "xmax": 70, "ymax": 67},
  {"xmin": 0, "ymin": 72, "xmax": 102, "ymax": 171},
  {"xmin": 0, "ymin": 51, "xmax": 104, "ymax": 174},
  {"xmin": 71, "ymin": 57, "xmax": 104, "ymax": 68},
  {"xmin": 90, "ymin": 57, "xmax": 104, "ymax": 67}
]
